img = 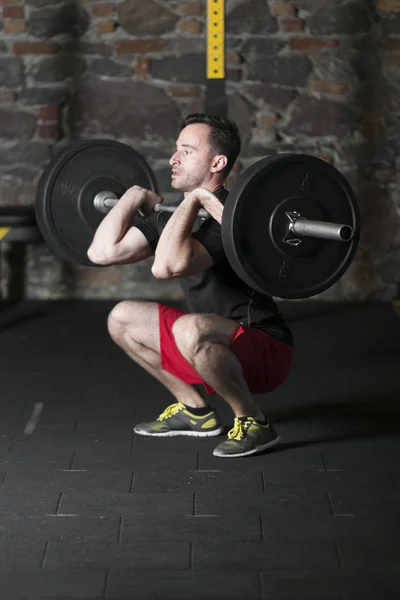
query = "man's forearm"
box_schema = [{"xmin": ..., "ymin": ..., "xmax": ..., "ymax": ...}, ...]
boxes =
[
  {"xmin": 88, "ymin": 192, "xmax": 142, "ymax": 261},
  {"xmin": 153, "ymin": 197, "xmax": 199, "ymax": 276}
]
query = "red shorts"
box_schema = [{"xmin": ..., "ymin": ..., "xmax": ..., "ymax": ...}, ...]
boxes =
[{"xmin": 158, "ymin": 303, "xmax": 293, "ymax": 395}]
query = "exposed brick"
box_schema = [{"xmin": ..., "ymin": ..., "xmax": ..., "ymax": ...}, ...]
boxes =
[
  {"xmin": 258, "ymin": 113, "xmax": 277, "ymax": 125},
  {"xmin": 249, "ymin": 54, "xmax": 311, "ymax": 86},
  {"xmin": 12, "ymin": 42, "xmax": 59, "ymax": 55},
  {"xmin": 363, "ymin": 111, "xmax": 383, "ymax": 123},
  {"xmin": 0, "ymin": 108, "xmax": 36, "ymax": 139},
  {"xmin": 96, "ymin": 20, "xmax": 115, "ymax": 33},
  {"xmin": 226, "ymin": 160, "xmax": 241, "ymax": 187},
  {"xmin": 383, "ymin": 53, "xmax": 400, "ymax": 66},
  {"xmin": 90, "ymin": 58, "xmax": 131, "ymax": 77},
  {"xmin": 370, "ymin": 169, "xmax": 397, "ymax": 183},
  {"xmin": 3, "ymin": 5, "xmax": 23, "ymax": 18},
  {"xmin": 280, "ymin": 18, "xmax": 304, "ymax": 32},
  {"xmin": 310, "ymin": 153, "xmax": 334, "ymax": 164},
  {"xmin": 226, "ymin": 51, "xmax": 242, "ymax": 64},
  {"xmin": 377, "ymin": 0, "xmax": 400, "ymax": 12},
  {"xmin": 290, "ymin": 37, "xmax": 339, "ymax": 51},
  {"xmin": 38, "ymin": 105, "xmax": 61, "ymax": 122},
  {"xmin": 37, "ymin": 123, "xmax": 61, "ymax": 140},
  {"xmin": 135, "ymin": 56, "xmax": 149, "ymax": 78},
  {"xmin": 283, "ymin": 95, "xmax": 351, "ymax": 137},
  {"xmin": 167, "ymin": 83, "xmax": 200, "ymax": 97},
  {"xmin": 0, "ymin": 90, "xmax": 15, "ymax": 104},
  {"xmin": 73, "ymin": 266, "xmax": 122, "ymax": 284},
  {"xmin": 175, "ymin": 1, "xmax": 204, "ymax": 16},
  {"xmin": 361, "ymin": 121, "xmax": 383, "ymax": 141},
  {"xmin": 226, "ymin": 67, "xmax": 242, "ymax": 82},
  {"xmin": 311, "ymin": 79, "xmax": 347, "ymax": 94},
  {"xmin": 382, "ymin": 37, "xmax": 400, "ymax": 50},
  {"xmin": 178, "ymin": 18, "xmax": 202, "ymax": 34},
  {"xmin": 270, "ymin": 3, "xmax": 296, "ymax": 17},
  {"xmin": 116, "ymin": 40, "xmax": 164, "ymax": 54},
  {"xmin": 91, "ymin": 3, "xmax": 114, "ymax": 18},
  {"xmin": 4, "ymin": 19, "xmax": 26, "ymax": 33}
]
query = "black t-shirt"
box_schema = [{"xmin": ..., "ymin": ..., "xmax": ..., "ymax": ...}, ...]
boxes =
[{"xmin": 134, "ymin": 187, "xmax": 293, "ymax": 346}]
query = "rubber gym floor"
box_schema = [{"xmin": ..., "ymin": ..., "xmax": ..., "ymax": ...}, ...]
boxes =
[{"xmin": 0, "ymin": 299, "xmax": 399, "ymax": 600}]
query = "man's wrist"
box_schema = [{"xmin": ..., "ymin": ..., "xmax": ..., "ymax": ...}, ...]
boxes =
[{"xmin": 181, "ymin": 193, "xmax": 200, "ymax": 212}]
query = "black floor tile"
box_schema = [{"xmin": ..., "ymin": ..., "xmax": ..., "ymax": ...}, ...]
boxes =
[
  {"xmin": 2, "ymin": 468, "xmax": 132, "ymax": 494},
  {"xmin": 59, "ymin": 491, "xmax": 194, "ymax": 518},
  {"xmin": 45, "ymin": 540, "xmax": 190, "ymax": 569},
  {"xmin": 262, "ymin": 468, "xmax": 394, "ymax": 494},
  {"xmin": 0, "ymin": 567, "xmax": 107, "ymax": 599},
  {"xmin": 0, "ymin": 515, "xmax": 120, "ymax": 542},
  {"xmin": 195, "ymin": 490, "xmax": 332, "ymax": 517},
  {"xmin": 193, "ymin": 540, "xmax": 340, "ymax": 570},
  {"xmin": 121, "ymin": 514, "xmax": 262, "ymax": 542},
  {"xmin": 0, "ymin": 537, "xmax": 46, "ymax": 568},
  {"xmin": 329, "ymin": 490, "xmax": 400, "ymax": 517},
  {"xmin": 107, "ymin": 569, "xmax": 261, "ymax": 599},
  {"xmin": 131, "ymin": 468, "xmax": 264, "ymax": 493}
]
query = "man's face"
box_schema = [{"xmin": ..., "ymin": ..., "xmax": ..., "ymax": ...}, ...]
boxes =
[{"xmin": 169, "ymin": 123, "xmax": 215, "ymax": 192}]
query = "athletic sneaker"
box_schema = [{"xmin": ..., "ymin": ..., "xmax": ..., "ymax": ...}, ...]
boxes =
[
  {"xmin": 133, "ymin": 402, "xmax": 224, "ymax": 437},
  {"xmin": 213, "ymin": 416, "xmax": 280, "ymax": 458}
]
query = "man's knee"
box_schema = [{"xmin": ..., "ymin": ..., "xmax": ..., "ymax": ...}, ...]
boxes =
[
  {"xmin": 173, "ymin": 314, "xmax": 241, "ymax": 363},
  {"xmin": 108, "ymin": 301, "xmax": 160, "ymax": 353},
  {"xmin": 108, "ymin": 301, "xmax": 132, "ymax": 337},
  {"xmin": 172, "ymin": 315, "xmax": 212, "ymax": 361}
]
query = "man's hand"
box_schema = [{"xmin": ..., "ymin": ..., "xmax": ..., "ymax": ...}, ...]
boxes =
[
  {"xmin": 139, "ymin": 188, "xmax": 164, "ymax": 216},
  {"xmin": 186, "ymin": 188, "xmax": 224, "ymax": 224},
  {"xmin": 118, "ymin": 185, "xmax": 163, "ymax": 217}
]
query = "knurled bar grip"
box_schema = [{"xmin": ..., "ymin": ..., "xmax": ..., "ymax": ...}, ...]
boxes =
[{"xmin": 93, "ymin": 191, "xmax": 209, "ymax": 219}]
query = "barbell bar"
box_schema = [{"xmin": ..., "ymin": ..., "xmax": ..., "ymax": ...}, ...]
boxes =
[
  {"xmin": 34, "ymin": 139, "xmax": 361, "ymax": 299},
  {"xmin": 93, "ymin": 190, "xmax": 354, "ymax": 244}
]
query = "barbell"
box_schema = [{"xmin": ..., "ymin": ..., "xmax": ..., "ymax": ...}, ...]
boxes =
[{"xmin": 34, "ymin": 139, "xmax": 360, "ymax": 299}]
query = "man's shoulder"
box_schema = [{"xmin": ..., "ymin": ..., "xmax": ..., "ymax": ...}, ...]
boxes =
[{"xmin": 214, "ymin": 186, "xmax": 229, "ymax": 203}]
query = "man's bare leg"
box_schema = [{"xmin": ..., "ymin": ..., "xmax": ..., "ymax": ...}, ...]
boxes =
[
  {"xmin": 107, "ymin": 301, "xmax": 207, "ymax": 409},
  {"xmin": 172, "ymin": 314, "xmax": 265, "ymax": 422}
]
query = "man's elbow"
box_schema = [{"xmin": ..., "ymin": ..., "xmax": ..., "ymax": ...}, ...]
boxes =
[
  {"xmin": 152, "ymin": 257, "xmax": 189, "ymax": 279},
  {"xmin": 151, "ymin": 262, "xmax": 174, "ymax": 279},
  {"xmin": 87, "ymin": 244, "xmax": 115, "ymax": 265}
]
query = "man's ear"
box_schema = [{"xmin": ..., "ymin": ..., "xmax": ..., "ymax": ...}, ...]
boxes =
[{"xmin": 211, "ymin": 155, "xmax": 228, "ymax": 173}]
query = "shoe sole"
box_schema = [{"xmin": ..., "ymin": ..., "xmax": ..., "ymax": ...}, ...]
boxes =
[
  {"xmin": 134, "ymin": 426, "xmax": 224, "ymax": 438},
  {"xmin": 213, "ymin": 435, "xmax": 281, "ymax": 458}
]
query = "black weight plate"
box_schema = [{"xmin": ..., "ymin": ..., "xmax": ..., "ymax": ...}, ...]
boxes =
[
  {"xmin": 221, "ymin": 154, "xmax": 360, "ymax": 299},
  {"xmin": 35, "ymin": 139, "xmax": 158, "ymax": 266}
]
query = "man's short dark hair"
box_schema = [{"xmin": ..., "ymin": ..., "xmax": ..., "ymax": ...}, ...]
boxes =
[{"xmin": 181, "ymin": 113, "xmax": 241, "ymax": 179}]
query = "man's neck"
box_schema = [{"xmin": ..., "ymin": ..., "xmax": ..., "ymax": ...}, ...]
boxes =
[{"xmin": 183, "ymin": 181, "xmax": 225, "ymax": 198}]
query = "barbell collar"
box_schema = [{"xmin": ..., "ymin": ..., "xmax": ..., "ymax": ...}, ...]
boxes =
[{"xmin": 93, "ymin": 191, "xmax": 118, "ymax": 213}]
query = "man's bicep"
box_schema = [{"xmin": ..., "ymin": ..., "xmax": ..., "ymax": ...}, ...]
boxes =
[{"xmin": 178, "ymin": 238, "xmax": 214, "ymax": 276}]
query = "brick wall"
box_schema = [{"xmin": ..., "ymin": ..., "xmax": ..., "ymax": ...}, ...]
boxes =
[{"xmin": 0, "ymin": 0, "xmax": 399, "ymax": 300}]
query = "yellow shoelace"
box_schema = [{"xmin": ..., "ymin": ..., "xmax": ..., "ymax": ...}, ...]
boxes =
[
  {"xmin": 227, "ymin": 417, "xmax": 255, "ymax": 440},
  {"xmin": 157, "ymin": 402, "xmax": 185, "ymax": 421}
]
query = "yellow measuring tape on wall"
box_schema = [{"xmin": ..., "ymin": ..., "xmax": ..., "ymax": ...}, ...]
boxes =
[
  {"xmin": 0, "ymin": 227, "xmax": 11, "ymax": 241},
  {"xmin": 207, "ymin": 0, "xmax": 225, "ymax": 79}
]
